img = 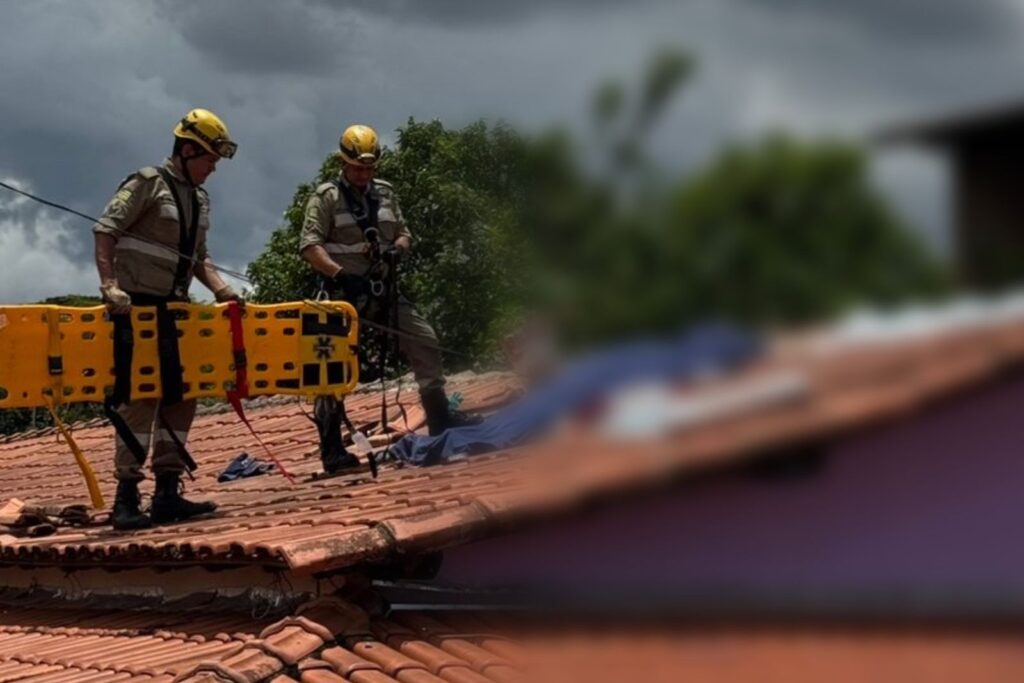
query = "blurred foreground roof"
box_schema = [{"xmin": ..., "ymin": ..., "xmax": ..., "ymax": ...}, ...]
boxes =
[{"xmin": 6, "ymin": 293, "xmax": 1024, "ymax": 679}]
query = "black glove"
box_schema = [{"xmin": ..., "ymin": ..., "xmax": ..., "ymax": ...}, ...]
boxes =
[
  {"xmin": 214, "ymin": 285, "xmax": 245, "ymax": 307},
  {"xmin": 330, "ymin": 271, "xmax": 368, "ymax": 302}
]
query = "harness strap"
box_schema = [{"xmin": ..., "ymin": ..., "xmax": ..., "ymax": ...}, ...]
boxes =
[
  {"xmin": 335, "ymin": 179, "xmax": 380, "ymax": 236},
  {"xmin": 156, "ymin": 167, "xmax": 200, "ymax": 300},
  {"xmin": 335, "ymin": 179, "xmax": 386, "ymax": 288}
]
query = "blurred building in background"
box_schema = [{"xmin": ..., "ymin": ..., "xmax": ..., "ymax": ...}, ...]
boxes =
[{"xmin": 884, "ymin": 100, "xmax": 1024, "ymax": 289}]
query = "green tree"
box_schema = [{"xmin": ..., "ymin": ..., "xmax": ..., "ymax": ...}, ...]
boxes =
[
  {"xmin": 546, "ymin": 135, "xmax": 949, "ymax": 343},
  {"xmin": 668, "ymin": 134, "xmax": 949, "ymax": 324}
]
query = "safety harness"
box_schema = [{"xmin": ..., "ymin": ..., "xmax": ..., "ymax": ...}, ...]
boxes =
[
  {"xmin": 103, "ymin": 168, "xmax": 201, "ymax": 478},
  {"xmin": 334, "ymin": 179, "xmax": 388, "ymax": 297},
  {"xmin": 322, "ymin": 179, "xmax": 407, "ymax": 471}
]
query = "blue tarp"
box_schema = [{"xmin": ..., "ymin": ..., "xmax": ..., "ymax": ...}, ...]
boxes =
[{"xmin": 390, "ymin": 323, "xmax": 760, "ymax": 466}]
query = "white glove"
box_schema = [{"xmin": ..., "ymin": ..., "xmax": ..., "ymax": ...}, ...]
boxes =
[{"xmin": 99, "ymin": 280, "xmax": 131, "ymax": 315}]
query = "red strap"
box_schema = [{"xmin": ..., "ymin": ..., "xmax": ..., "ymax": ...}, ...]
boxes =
[
  {"xmin": 224, "ymin": 302, "xmax": 296, "ymax": 484},
  {"xmin": 227, "ymin": 392, "xmax": 296, "ymax": 484}
]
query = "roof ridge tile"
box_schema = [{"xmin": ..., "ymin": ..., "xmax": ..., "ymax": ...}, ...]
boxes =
[
  {"xmin": 319, "ymin": 645, "xmax": 383, "ymax": 677},
  {"xmin": 258, "ymin": 618, "xmax": 330, "ymax": 665},
  {"xmin": 295, "ymin": 596, "xmax": 372, "ymax": 639},
  {"xmin": 174, "ymin": 644, "xmax": 285, "ymax": 683},
  {"xmin": 347, "ymin": 639, "xmax": 429, "ymax": 677}
]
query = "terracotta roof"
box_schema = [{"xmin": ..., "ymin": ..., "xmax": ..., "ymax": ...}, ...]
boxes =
[
  {"xmin": 4, "ymin": 591, "xmax": 1024, "ymax": 683},
  {"xmin": 2, "ymin": 310, "xmax": 1024, "ymax": 575},
  {"xmin": 0, "ymin": 593, "xmax": 528, "ymax": 683}
]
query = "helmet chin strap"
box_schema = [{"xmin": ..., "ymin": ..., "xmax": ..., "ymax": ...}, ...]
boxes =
[{"xmin": 174, "ymin": 146, "xmax": 201, "ymax": 187}]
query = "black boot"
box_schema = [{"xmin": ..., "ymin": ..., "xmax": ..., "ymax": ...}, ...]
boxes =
[
  {"xmin": 111, "ymin": 479, "xmax": 151, "ymax": 531},
  {"xmin": 150, "ymin": 473, "xmax": 217, "ymax": 524},
  {"xmin": 313, "ymin": 395, "xmax": 361, "ymax": 474},
  {"xmin": 420, "ymin": 387, "xmax": 482, "ymax": 437}
]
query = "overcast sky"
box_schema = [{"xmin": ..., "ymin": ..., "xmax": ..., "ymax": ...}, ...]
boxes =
[{"xmin": 2, "ymin": 0, "xmax": 1023, "ymax": 302}]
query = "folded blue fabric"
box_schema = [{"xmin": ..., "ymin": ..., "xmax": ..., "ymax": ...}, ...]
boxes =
[
  {"xmin": 217, "ymin": 452, "xmax": 275, "ymax": 482},
  {"xmin": 390, "ymin": 322, "xmax": 759, "ymax": 466}
]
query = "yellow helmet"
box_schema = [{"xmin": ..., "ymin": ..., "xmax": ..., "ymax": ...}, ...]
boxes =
[
  {"xmin": 173, "ymin": 108, "xmax": 237, "ymax": 159},
  {"xmin": 339, "ymin": 124, "xmax": 381, "ymax": 166}
]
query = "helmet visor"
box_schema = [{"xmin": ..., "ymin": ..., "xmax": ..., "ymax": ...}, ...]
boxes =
[
  {"xmin": 355, "ymin": 152, "xmax": 378, "ymax": 166},
  {"xmin": 180, "ymin": 118, "xmax": 237, "ymax": 159},
  {"xmin": 213, "ymin": 139, "xmax": 238, "ymax": 159}
]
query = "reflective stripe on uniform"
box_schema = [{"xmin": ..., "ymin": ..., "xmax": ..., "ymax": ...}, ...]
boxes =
[
  {"xmin": 154, "ymin": 428, "xmax": 190, "ymax": 444},
  {"xmin": 116, "ymin": 431, "xmax": 153, "ymax": 448},
  {"xmin": 334, "ymin": 208, "xmax": 397, "ymax": 226},
  {"xmin": 333, "ymin": 211, "xmax": 356, "ymax": 227},
  {"xmin": 325, "ymin": 243, "xmax": 370, "ymax": 255},
  {"xmin": 115, "ymin": 236, "xmax": 180, "ymax": 264}
]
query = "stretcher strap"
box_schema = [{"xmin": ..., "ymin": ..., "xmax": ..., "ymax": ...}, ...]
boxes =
[
  {"xmin": 156, "ymin": 406, "xmax": 198, "ymax": 476},
  {"xmin": 226, "ymin": 393, "xmax": 296, "ymax": 484},
  {"xmin": 105, "ymin": 313, "xmax": 148, "ymax": 466},
  {"xmin": 223, "ymin": 302, "xmax": 295, "ymax": 484},
  {"xmin": 154, "ymin": 303, "xmax": 184, "ymax": 405},
  {"xmin": 226, "ymin": 301, "xmax": 248, "ymax": 398}
]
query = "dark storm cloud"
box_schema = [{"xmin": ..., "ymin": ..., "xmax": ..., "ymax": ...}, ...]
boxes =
[
  {"xmin": 1, "ymin": 0, "xmax": 1023, "ymax": 301},
  {"xmin": 733, "ymin": 0, "xmax": 1017, "ymax": 43},
  {"xmin": 312, "ymin": 0, "xmax": 632, "ymax": 27},
  {"xmin": 155, "ymin": 0, "xmax": 349, "ymax": 75}
]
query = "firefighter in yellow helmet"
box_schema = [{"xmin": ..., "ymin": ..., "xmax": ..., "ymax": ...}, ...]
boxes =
[
  {"xmin": 92, "ymin": 108, "xmax": 240, "ymax": 530},
  {"xmin": 300, "ymin": 124, "xmax": 480, "ymax": 473}
]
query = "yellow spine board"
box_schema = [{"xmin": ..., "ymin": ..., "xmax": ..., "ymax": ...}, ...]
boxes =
[{"xmin": 0, "ymin": 302, "xmax": 359, "ymax": 409}]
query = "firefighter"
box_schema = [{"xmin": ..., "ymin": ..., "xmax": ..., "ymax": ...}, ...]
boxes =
[
  {"xmin": 299, "ymin": 124, "xmax": 478, "ymax": 473},
  {"xmin": 93, "ymin": 108, "xmax": 240, "ymax": 529}
]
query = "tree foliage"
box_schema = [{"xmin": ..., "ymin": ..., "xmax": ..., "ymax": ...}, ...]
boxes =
[
  {"xmin": 547, "ymin": 134, "xmax": 949, "ymax": 343},
  {"xmin": 668, "ymin": 135, "xmax": 949, "ymax": 324}
]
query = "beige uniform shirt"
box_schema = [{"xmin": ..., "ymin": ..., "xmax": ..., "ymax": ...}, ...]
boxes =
[
  {"xmin": 299, "ymin": 176, "xmax": 412, "ymax": 278},
  {"xmin": 93, "ymin": 159, "xmax": 210, "ymax": 298}
]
